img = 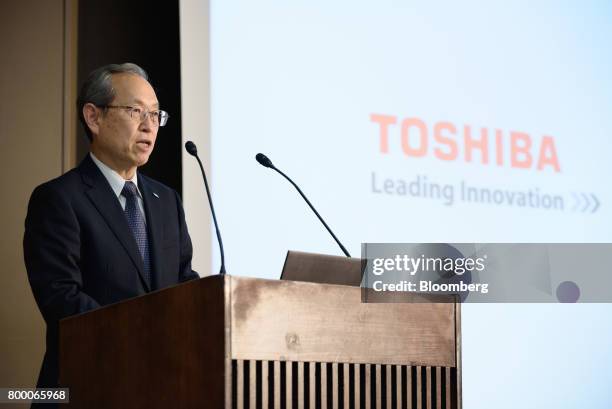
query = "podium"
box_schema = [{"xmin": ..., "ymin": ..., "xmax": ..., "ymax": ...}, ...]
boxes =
[{"xmin": 60, "ymin": 275, "xmax": 461, "ymax": 408}]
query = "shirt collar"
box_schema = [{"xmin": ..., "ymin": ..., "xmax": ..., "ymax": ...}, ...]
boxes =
[{"xmin": 90, "ymin": 152, "xmax": 141, "ymax": 199}]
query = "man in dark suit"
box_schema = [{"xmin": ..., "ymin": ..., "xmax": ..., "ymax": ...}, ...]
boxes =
[{"xmin": 23, "ymin": 63, "xmax": 199, "ymax": 399}]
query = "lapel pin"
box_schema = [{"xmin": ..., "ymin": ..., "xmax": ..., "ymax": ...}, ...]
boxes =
[{"xmin": 153, "ymin": 192, "xmax": 159, "ymax": 198}]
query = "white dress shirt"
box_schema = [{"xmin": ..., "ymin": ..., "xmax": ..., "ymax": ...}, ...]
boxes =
[{"xmin": 90, "ymin": 152, "xmax": 147, "ymax": 223}]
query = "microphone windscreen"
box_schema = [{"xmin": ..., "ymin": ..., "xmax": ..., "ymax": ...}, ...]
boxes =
[
  {"xmin": 185, "ymin": 141, "xmax": 198, "ymax": 156},
  {"xmin": 256, "ymin": 153, "xmax": 274, "ymax": 168}
]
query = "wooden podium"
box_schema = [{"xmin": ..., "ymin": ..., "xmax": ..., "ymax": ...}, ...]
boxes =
[{"xmin": 60, "ymin": 275, "xmax": 461, "ymax": 408}]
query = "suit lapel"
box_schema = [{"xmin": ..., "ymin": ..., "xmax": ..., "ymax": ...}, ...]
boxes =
[
  {"xmin": 138, "ymin": 176, "xmax": 162, "ymax": 291},
  {"xmin": 78, "ymin": 156, "xmax": 150, "ymax": 292}
]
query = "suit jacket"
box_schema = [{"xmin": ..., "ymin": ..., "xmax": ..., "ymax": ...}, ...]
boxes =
[{"xmin": 23, "ymin": 154, "xmax": 199, "ymax": 392}]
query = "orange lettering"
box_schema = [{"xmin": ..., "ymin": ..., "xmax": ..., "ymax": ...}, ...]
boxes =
[
  {"xmin": 464, "ymin": 126, "xmax": 489, "ymax": 164},
  {"xmin": 371, "ymin": 114, "xmax": 561, "ymax": 172},
  {"xmin": 537, "ymin": 136, "xmax": 561, "ymax": 172},
  {"xmin": 370, "ymin": 113, "xmax": 397, "ymax": 153},
  {"xmin": 401, "ymin": 118, "xmax": 428, "ymax": 157},
  {"xmin": 510, "ymin": 131, "xmax": 532, "ymax": 169},
  {"xmin": 495, "ymin": 129, "xmax": 503, "ymax": 166},
  {"xmin": 433, "ymin": 122, "xmax": 458, "ymax": 161}
]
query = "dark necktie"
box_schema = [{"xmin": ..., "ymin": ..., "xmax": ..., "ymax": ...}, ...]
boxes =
[{"xmin": 121, "ymin": 181, "xmax": 151, "ymax": 288}]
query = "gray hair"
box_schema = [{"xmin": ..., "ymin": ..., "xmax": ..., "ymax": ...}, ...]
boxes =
[{"xmin": 77, "ymin": 63, "xmax": 149, "ymax": 141}]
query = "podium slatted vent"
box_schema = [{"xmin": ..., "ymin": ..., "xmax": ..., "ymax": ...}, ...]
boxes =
[{"xmin": 230, "ymin": 360, "xmax": 458, "ymax": 409}]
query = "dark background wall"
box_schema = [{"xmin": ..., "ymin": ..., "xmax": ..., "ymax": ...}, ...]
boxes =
[{"xmin": 77, "ymin": 0, "xmax": 183, "ymax": 195}]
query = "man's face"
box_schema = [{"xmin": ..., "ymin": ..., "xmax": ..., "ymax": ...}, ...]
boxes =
[{"xmin": 90, "ymin": 73, "xmax": 159, "ymax": 171}]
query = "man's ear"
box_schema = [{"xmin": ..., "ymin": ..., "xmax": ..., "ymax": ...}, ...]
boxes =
[{"xmin": 83, "ymin": 103, "xmax": 101, "ymax": 136}]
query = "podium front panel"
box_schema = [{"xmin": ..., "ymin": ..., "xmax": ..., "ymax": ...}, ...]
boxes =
[{"xmin": 229, "ymin": 276, "xmax": 456, "ymax": 367}]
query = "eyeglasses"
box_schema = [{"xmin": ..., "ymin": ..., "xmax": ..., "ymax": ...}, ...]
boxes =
[{"xmin": 101, "ymin": 105, "xmax": 169, "ymax": 127}]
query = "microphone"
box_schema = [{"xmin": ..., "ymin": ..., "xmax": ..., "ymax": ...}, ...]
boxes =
[
  {"xmin": 255, "ymin": 153, "xmax": 351, "ymax": 258},
  {"xmin": 185, "ymin": 141, "xmax": 226, "ymax": 275}
]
